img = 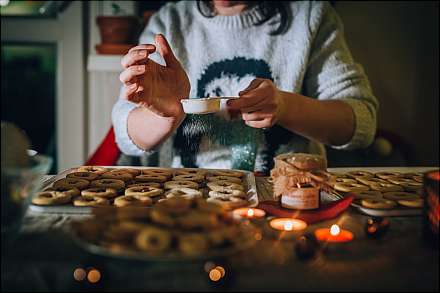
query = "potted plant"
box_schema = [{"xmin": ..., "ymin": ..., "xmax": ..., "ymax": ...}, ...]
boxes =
[{"xmin": 96, "ymin": 3, "xmax": 141, "ymax": 54}]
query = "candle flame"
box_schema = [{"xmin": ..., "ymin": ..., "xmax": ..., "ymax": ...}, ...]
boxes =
[
  {"xmin": 284, "ymin": 221, "xmax": 293, "ymax": 231},
  {"xmin": 330, "ymin": 224, "xmax": 340, "ymax": 236},
  {"xmin": 247, "ymin": 209, "xmax": 254, "ymax": 217}
]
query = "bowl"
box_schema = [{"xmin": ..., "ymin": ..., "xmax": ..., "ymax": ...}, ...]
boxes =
[
  {"xmin": 181, "ymin": 98, "xmax": 221, "ymax": 114},
  {"xmin": 181, "ymin": 97, "xmax": 240, "ymax": 114},
  {"xmin": 1, "ymin": 150, "xmax": 52, "ymax": 241}
]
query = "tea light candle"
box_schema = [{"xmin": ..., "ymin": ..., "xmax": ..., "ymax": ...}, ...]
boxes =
[
  {"xmin": 233, "ymin": 208, "xmax": 266, "ymax": 219},
  {"xmin": 269, "ymin": 218, "xmax": 308, "ymax": 232},
  {"xmin": 267, "ymin": 218, "xmax": 308, "ymax": 241},
  {"xmin": 314, "ymin": 224, "xmax": 354, "ymax": 243}
]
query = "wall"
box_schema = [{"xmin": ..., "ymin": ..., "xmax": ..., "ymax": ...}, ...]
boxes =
[{"xmin": 334, "ymin": 1, "xmax": 439, "ymax": 166}]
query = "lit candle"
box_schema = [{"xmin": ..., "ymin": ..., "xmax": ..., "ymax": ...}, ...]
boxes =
[
  {"xmin": 233, "ymin": 208, "xmax": 266, "ymax": 219},
  {"xmin": 267, "ymin": 218, "xmax": 308, "ymax": 241},
  {"xmin": 269, "ymin": 218, "xmax": 308, "ymax": 232},
  {"xmin": 314, "ymin": 224, "xmax": 354, "ymax": 243}
]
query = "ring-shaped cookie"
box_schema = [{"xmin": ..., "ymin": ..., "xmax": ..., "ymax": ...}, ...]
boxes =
[
  {"xmin": 397, "ymin": 198, "xmax": 424, "ymax": 208},
  {"xmin": 206, "ymin": 196, "xmax": 248, "ymax": 210},
  {"xmin": 375, "ymin": 171, "xmax": 402, "ymax": 180},
  {"xmin": 114, "ymin": 195, "xmax": 152, "ymax": 207},
  {"xmin": 333, "ymin": 182, "xmax": 370, "ymax": 193},
  {"xmin": 90, "ymin": 179, "xmax": 125, "ymax": 191},
  {"xmin": 155, "ymin": 197, "xmax": 192, "ymax": 215},
  {"xmin": 165, "ymin": 188, "xmax": 202, "ymax": 199},
  {"xmin": 207, "ymin": 175, "xmax": 242, "ymax": 184},
  {"xmin": 32, "ymin": 191, "xmax": 72, "ymax": 205},
  {"xmin": 135, "ymin": 174, "xmax": 167, "ymax": 183},
  {"xmin": 369, "ymin": 183, "xmax": 403, "ymax": 192},
  {"xmin": 210, "ymin": 170, "xmax": 244, "ymax": 178},
  {"xmin": 53, "ymin": 178, "xmax": 90, "ymax": 190},
  {"xmin": 73, "ymin": 196, "xmax": 109, "ymax": 207},
  {"xmin": 142, "ymin": 169, "xmax": 173, "ymax": 179},
  {"xmin": 179, "ymin": 211, "xmax": 219, "ymax": 230},
  {"xmin": 353, "ymin": 190, "xmax": 383, "ymax": 200},
  {"xmin": 175, "ymin": 168, "xmax": 206, "ymax": 177},
  {"xmin": 136, "ymin": 226, "xmax": 172, "ymax": 252},
  {"xmin": 346, "ymin": 170, "xmax": 374, "ymax": 179},
  {"xmin": 387, "ymin": 177, "xmax": 418, "ymax": 185},
  {"xmin": 208, "ymin": 189, "xmax": 246, "ymax": 199},
  {"xmin": 44, "ymin": 186, "xmax": 80, "ymax": 198},
  {"xmin": 164, "ymin": 180, "xmax": 199, "ymax": 190},
  {"xmin": 356, "ymin": 177, "xmax": 389, "ymax": 186},
  {"xmin": 81, "ymin": 187, "xmax": 118, "ymax": 199},
  {"xmin": 101, "ymin": 171, "xmax": 133, "ymax": 182},
  {"xmin": 111, "ymin": 168, "xmax": 141, "ymax": 177},
  {"xmin": 76, "ymin": 166, "xmax": 108, "ymax": 175},
  {"xmin": 127, "ymin": 182, "xmax": 162, "ymax": 189},
  {"xmin": 400, "ymin": 182, "xmax": 423, "ymax": 192},
  {"xmin": 125, "ymin": 186, "xmax": 163, "ymax": 198},
  {"xmin": 207, "ymin": 181, "xmax": 244, "ymax": 192},
  {"xmin": 178, "ymin": 233, "xmax": 209, "ymax": 255},
  {"xmin": 382, "ymin": 191, "xmax": 420, "ymax": 201},
  {"xmin": 172, "ymin": 174, "xmax": 204, "ymax": 183},
  {"xmin": 361, "ymin": 198, "xmax": 397, "ymax": 209},
  {"xmin": 66, "ymin": 171, "xmax": 99, "ymax": 181}
]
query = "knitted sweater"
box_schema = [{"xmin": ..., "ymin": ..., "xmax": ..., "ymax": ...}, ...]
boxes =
[{"xmin": 112, "ymin": 1, "xmax": 378, "ymax": 172}]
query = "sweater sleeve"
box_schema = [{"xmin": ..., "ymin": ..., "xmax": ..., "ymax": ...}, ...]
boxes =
[
  {"xmin": 111, "ymin": 8, "xmax": 169, "ymax": 156},
  {"xmin": 304, "ymin": 1, "xmax": 379, "ymax": 150}
]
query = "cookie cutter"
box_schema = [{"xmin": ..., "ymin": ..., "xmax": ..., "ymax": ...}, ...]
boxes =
[{"xmin": 181, "ymin": 96, "xmax": 239, "ymax": 114}]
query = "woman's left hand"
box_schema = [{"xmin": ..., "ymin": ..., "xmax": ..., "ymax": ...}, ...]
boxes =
[{"xmin": 226, "ymin": 78, "xmax": 285, "ymax": 128}]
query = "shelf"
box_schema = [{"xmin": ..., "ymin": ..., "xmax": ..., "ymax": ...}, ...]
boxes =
[{"xmin": 87, "ymin": 54, "xmax": 123, "ymax": 72}]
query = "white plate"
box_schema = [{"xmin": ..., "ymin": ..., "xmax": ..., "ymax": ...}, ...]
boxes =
[{"xmin": 29, "ymin": 166, "xmax": 258, "ymax": 214}]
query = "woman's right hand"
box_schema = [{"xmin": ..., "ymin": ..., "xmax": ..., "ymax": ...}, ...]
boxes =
[{"xmin": 120, "ymin": 34, "xmax": 190, "ymax": 118}]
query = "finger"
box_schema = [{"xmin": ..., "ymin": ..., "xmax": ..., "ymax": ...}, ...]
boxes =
[
  {"xmin": 242, "ymin": 111, "xmax": 274, "ymax": 122},
  {"xmin": 122, "ymin": 83, "xmax": 139, "ymax": 100},
  {"xmin": 119, "ymin": 65, "xmax": 145, "ymax": 84},
  {"xmin": 241, "ymin": 102, "xmax": 277, "ymax": 115},
  {"xmin": 155, "ymin": 34, "xmax": 179, "ymax": 68},
  {"xmin": 121, "ymin": 47, "xmax": 155, "ymax": 68},
  {"xmin": 128, "ymin": 44, "xmax": 156, "ymax": 54},
  {"xmin": 239, "ymin": 78, "xmax": 264, "ymax": 96},
  {"xmin": 227, "ymin": 95, "xmax": 266, "ymax": 110},
  {"xmin": 245, "ymin": 118, "xmax": 273, "ymax": 129}
]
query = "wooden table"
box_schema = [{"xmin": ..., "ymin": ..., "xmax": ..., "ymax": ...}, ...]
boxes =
[{"xmin": 1, "ymin": 167, "xmax": 438, "ymax": 291}]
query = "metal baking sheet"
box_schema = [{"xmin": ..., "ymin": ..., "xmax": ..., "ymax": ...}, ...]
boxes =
[
  {"xmin": 29, "ymin": 166, "xmax": 258, "ymax": 214},
  {"xmin": 327, "ymin": 167, "xmax": 435, "ymax": 217}
]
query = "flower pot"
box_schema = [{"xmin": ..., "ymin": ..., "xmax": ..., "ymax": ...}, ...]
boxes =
[{"xmin": 97, "ymin": 16, "xmax": 140, "ymax": 44}]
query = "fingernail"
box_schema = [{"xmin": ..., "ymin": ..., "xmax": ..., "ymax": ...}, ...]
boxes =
[
  {"xmin": 137, "ymin": 65, "xmax": 144, "ymax": 72},
  {"xmin": 138, "ymin": 51, "xmax": 146, "ymax": 57}
]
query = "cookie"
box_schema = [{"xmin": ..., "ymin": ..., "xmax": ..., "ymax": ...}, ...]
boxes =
[
  {"xmin": 81, "ymin": 187, "xmax": 118, "ymax": 199},
  {"xmin": 361, "ymin": 198, "xmax": 397, "ymax": 209},
  {"xmin": 32, "ymin": 190, "xmax": 72, "ymax": 205}
]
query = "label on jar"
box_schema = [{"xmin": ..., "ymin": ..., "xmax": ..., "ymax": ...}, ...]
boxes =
[{"xmin": 281, "ymin": 187, "xmax": 320, "ymax": 210}]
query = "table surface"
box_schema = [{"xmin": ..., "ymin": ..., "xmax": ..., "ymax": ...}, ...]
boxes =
[{"xmin": 1, "ymin": 167, "xmax": 439, "ymax": 292}]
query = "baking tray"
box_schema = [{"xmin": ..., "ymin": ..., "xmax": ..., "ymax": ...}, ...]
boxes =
[
  {"xmin": 327, "ymin": 189, "xmax": 423, "ymax": 217},
  {"xmin": 29, "ymin": 166, "xmax": 258, "ymax": 214},
  {"xmin": 349, "ymin": 201, "xmax": 422, "ymax": 217}
]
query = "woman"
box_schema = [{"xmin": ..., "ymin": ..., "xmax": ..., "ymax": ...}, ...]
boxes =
[{"xmin": 112, "ymin": 0, "xmax": 378, "ymax": 173}]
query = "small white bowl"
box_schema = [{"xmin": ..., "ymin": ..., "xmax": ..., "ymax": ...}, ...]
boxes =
[{"xmin": 181, "ymin": 98, "xmax": 220, "ymax": 114}]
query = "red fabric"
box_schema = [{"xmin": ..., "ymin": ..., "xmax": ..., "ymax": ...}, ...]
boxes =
[
  {"xmin": 85, "ymin": 127, "xmax": 120, "ymax": 166},
  {"xmin": 257, "ymin": 195, "xmax": 354, "ymax": 224}
]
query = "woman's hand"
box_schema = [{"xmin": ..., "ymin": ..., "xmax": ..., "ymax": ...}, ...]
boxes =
[
  {"xmin": 120, "ymin": 34, "xmax": 190, "ymax": 118},
  {"xmin": 227, "ymin": 78, "xmax": 285, "ymax": 128}
]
